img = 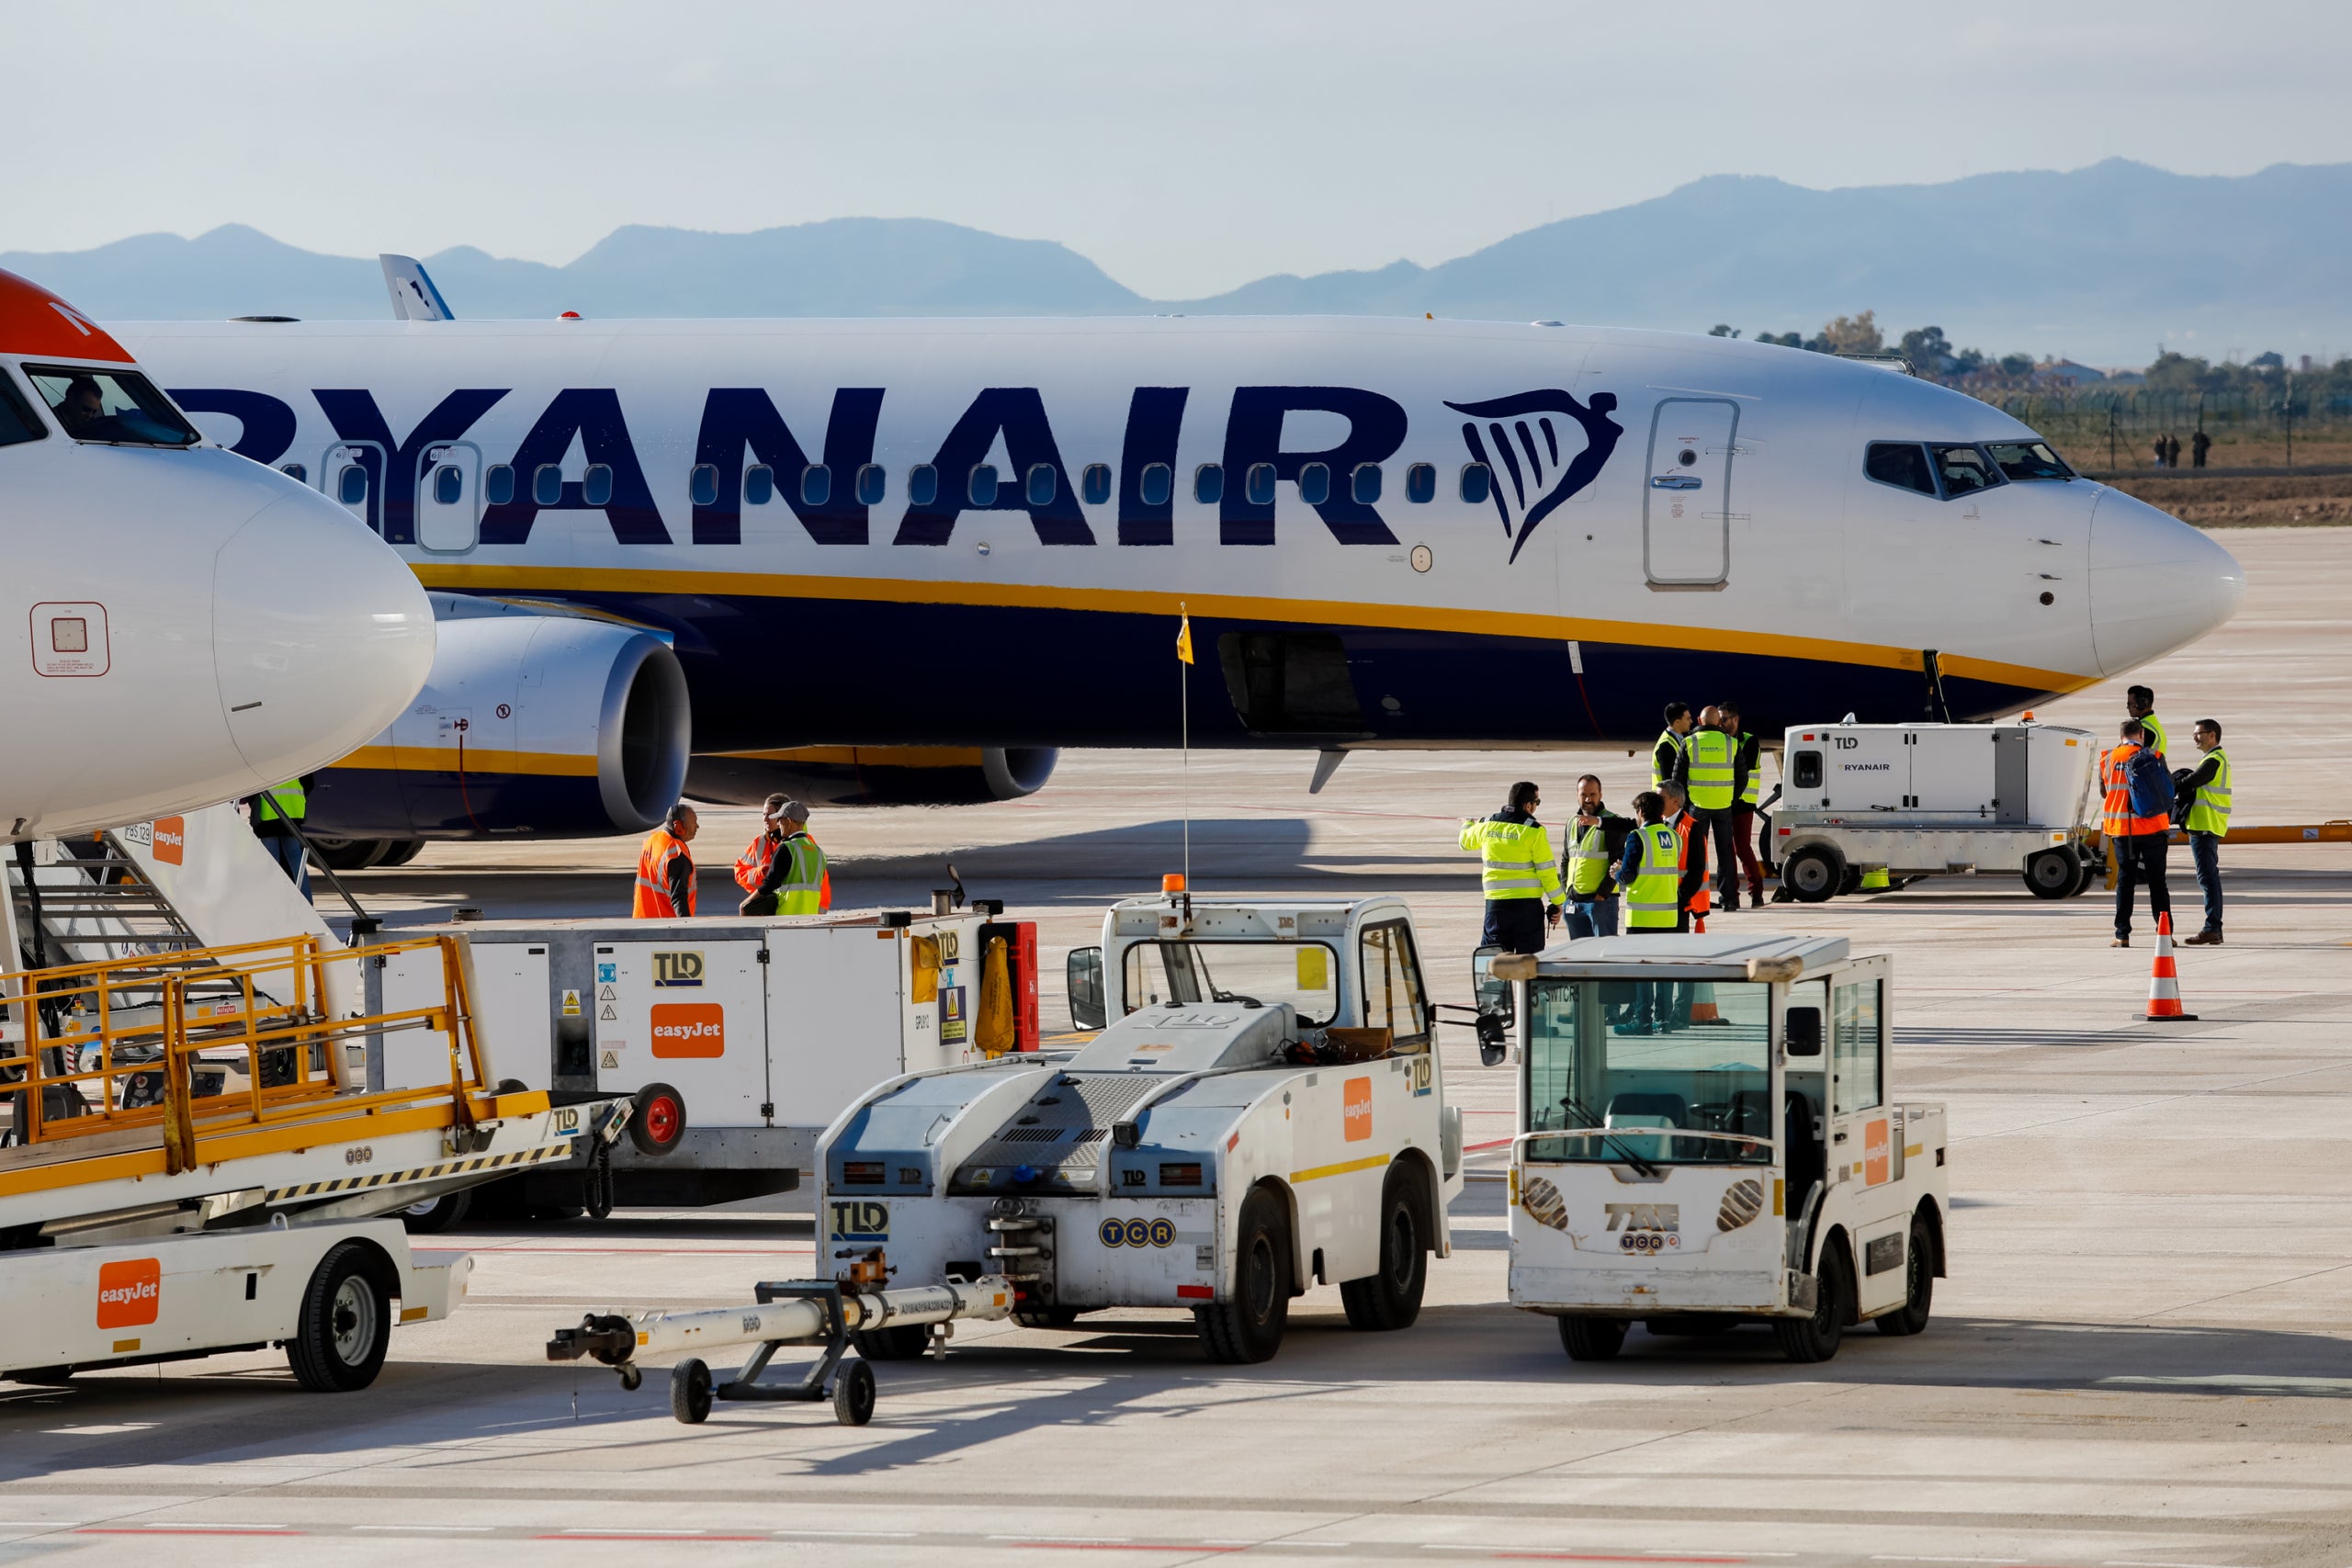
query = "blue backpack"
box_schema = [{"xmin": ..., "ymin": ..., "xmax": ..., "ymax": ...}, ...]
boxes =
[{"xmin": 2125, "ymin": 746, "xmax": 2175, "ymax": 820}]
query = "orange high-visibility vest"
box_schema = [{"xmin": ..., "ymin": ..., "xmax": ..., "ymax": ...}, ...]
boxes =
[
  {"xmin": 734, "ymin": 830, "xmax": 776, "ymax": 893},
  {"xmin": 634, "ymin": 828, "xmax": 695, "ymax": 917},
  {"xmin": 2101, "ymin": 743, "xmax": 2170, "ymax": 838}
]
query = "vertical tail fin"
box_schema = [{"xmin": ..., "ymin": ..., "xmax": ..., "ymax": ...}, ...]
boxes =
[{"xmin": 379, "ymin": 254, "xmax": 455, "ymax": 321}]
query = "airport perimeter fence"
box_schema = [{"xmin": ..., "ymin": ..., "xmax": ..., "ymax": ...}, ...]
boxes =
[{"xmin": 1983, "ymin": 386, "xmax": 2352, "ymax": 467}]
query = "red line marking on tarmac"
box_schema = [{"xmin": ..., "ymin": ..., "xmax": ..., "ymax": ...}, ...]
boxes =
[
  {"xmin": 78, "ymin": 1529, "xmax": 300, "ymax": 1537},
  {"xmin": 1496, "ymin": 1557, "xmax": 1745, "ymax": 1564},
  {"xmin": 1466, "ymin": 1136, "xmax": 1517, "ymax": 1151}
]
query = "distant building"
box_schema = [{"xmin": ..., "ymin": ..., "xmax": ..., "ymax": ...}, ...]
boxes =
[{"xmin": 2035, "ymin": 359, "xmax": 2107, "ymax": 385}]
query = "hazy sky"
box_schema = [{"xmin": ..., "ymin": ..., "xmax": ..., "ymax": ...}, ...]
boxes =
[{"xmin": 6, "ymin": 0, "xmax": 2348, "ymax": 298}]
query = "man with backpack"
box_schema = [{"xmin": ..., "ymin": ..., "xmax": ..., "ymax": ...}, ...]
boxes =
[{"xmin": 2103, "ymin": 718, "xmax": 2174, "ymax": 948}]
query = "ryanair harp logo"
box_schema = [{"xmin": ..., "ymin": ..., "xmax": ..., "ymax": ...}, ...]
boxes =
[{"xmin": 1446, "ymin": 389, "xmax": 1623, "ymax": 563}]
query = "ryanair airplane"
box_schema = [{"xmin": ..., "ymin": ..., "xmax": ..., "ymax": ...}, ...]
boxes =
[{"xmin": 116, "ymin": 259, "xmax": 2243, "ymax": 859}]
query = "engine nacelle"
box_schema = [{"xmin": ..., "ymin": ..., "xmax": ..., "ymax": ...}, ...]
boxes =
[
  {"xmin": 685, "ymin": 746, "xmax": 1058, "ymax": 808},
  {"xmin": 309, "ymin": 598, "xmax": 690, "ymax": 840}
]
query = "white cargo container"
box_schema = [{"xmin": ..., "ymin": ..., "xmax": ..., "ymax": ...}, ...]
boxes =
[{"xmin": 1767, "ymin": 721, "xmax": 2100, "ymax": 901}]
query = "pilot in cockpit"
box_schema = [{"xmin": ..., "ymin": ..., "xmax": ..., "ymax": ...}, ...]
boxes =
[{"xmin": 55, "ymin": 375, "xmax": 107, "ymax": 434}]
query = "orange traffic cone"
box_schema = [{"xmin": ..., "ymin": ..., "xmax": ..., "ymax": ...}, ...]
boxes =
[
  {"xmin": 2143, "ymin": 913, "xmax": 2198, "ymax": 1021},
  {"xmin": 1688, "ymin": 982, "xmax": 1726, "ymax": 1024},
  {"xmin": 1690, "ymin": 886, "xmax": 1711, "ymax": 935}
]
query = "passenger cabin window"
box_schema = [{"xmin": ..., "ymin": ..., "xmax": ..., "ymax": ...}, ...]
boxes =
[
  {"xmin": 1297, "ymin": 461, "xmax": 1331, "ymax": 505},
  {"xmin": 1405, "ymin": 462, "xmax": 1435, "ymax": 503},
  {"xmin": 1351, "ymin": 462, "xmax": 1382, "ymax": 505},
  {"xmin": 279, "ymin": 461, "xmax": 307, "ymax": 484},
  {"xmin": 1358, "ymin": 919, "xmax": 1429, "ymax": 1050},
  {"xmin": 582, "ymin": 464, "xmax": 614, "ymax": 506},
  {"xmin": 801, "ymin": 464, "xmax": 831, "ymax": 507},
  {"xmin": 1193, "ymin": 463, "xmax": 1224, "ymax": 504},
  {"xmin": 1986, "ymin": 441, "xmax": 2073, "ymax": 481},
  {"xmin": 855, "ymin": 463, "xmax": 887, "ymax": 505},
  {"xmin": 1244, "ymin": 462, "xmax": 1277, "ymax": 507},
  {"xmin": 432, "ymin": 464, "xmax": 464, "ymax": 505},
  {"xmin": 689, "ymin": 464, "xmax": 719, "ymax": 507},
  {"xmin": 744, "ymin": 464, "xmax": 775, "ymax": 505},
  {"xmin": 0, "ymin": 373, "xmax": 42, "ymax": 446},
  {"xmin": 337, "ymin": 465, "xmax": 369, "ymax": 505},
  {"xmin": 1832, "ymin": 977, "xmax": 1883, "ymax": 1113},
  {"xmin": 532, "ymin": 464, "xmax": 563, "ymax": 505},
  {"xmin": 908, "ymin": 464, "xmax": 939, "ymax": 507},
  {"xmin": 21, "ymin": 366, "xmax": 199, "ymax": 447},
  {"xmin": 483, "ymin": 464, "xmax": 514, "ymax": 505},
  {"xmin": 1024, "ymin": 463, "xmax": 1057, "ymax": 507},
  {"xmin": 1080, "ymin": 463, "xmax": 1113, "ymax": 505},
  {"xmin": 1139, "ymin": 462, "xmax": 1173, "ymax": 507},
  {"xmin": 1932, "ymin": 445, "xmax": 2002, "ymax": 496},
  {"xmin": 967, "ymin": 464, "xmax": 997, "ymax": 507},
  {"xmin": 1863, "ymin": 441, "xmax": 1937, "ymax": 497},
  {"xmin": 1459, "ymin": 463, "xmax": 1491, "ymax": 504}
]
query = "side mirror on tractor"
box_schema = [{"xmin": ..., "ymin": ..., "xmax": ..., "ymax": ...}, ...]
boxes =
[
  {"xmin": 1067, "ymin": 946, "xmax": 1106, "ymax": 1032},
  {"xmin": 1784, "ymin": 1006, "xmax": 1823, "ymax": 1057}
]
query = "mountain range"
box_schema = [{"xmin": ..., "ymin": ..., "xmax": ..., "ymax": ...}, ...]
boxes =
[{"xmin": 7, "ymin": 160, "xmax": 2346, "ymax": 367}]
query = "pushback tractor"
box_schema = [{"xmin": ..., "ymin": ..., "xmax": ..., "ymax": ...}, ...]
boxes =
[{"xmin": 1498, "ymin": 934, "xmax": 1947, "ymax": 1363}]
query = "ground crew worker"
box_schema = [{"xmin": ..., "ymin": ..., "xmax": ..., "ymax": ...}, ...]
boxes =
[
  {"xmin": 245, "ymin": 773, "xmax": 317, "ymax": 899},
  {"xmin": 1615, "ymin": 791, "xmax": 1682, "ymax": 1033},
  {"xmin": 742, "ymin": 799, "xmax": 826, "ymax": 916},
  {"xmin": 1675, "ymin": 707, "xmax": 1744, "ymax": 913},
  {"xmin": 734, "ymin": 793, "xmax": 789, "ymax": 897},
  {"xmin": 2103, "ymin": 719, "xmax": 2171, "ymax": 947},
  {"xmin": 633, "ymin": 803, "xmax": 698, "ymax": 917},
  {"xmin": 1558, "ymin": 773, "xmax": 1629, "ymax": 940},
  {"xmin": 2179, "ymin": 719, "xmax": 2231, "ymax": 945},
  {"xmin": 2126, "ymin": 684, "xmax": 2168, "ymax": 760},
  {"xmin": 1651, "ymin": 704, "xmax": 1693, "ymax": 792},
  {"xmin": 1719, "ymin": 701, "xmax": 1768, "ymax": 905},
  {"xmin": 1460, "ymin": 781, "xmax": 1564, "ymax": 954},
  {"xmin": 1658, "ymin": 782, "xmax": 1695, "ymax": 935}
]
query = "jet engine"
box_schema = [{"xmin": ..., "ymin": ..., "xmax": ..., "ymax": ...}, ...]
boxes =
[
  {"xmin": 685, "ymin": 746, "xmax": 1058, "ymax": 808},
  {"xmin": 306, "ymin": 597, "xmax": 689, "ymax": 853}
]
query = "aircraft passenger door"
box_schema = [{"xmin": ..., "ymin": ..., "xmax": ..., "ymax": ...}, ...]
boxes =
[
  {"xmin": 416, "ymin": 442, "xmax": 482, "ymax": 553},
  {"xmin": 1643, "ymin": 398, "xmax": 1738, "ymax": 590},
  {"xmin": 322, "ymin": 440, "xmax": 387, "ymax": 533}
]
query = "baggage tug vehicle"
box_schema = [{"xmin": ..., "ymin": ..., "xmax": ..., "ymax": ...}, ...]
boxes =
[
  {"xmin": 1498, "ymin": 934, "xmax": 1948, "ymax": 1363},
  {"xmin": 818, "ymin": 891, "xmax": 1464, "ymax": 1362}
]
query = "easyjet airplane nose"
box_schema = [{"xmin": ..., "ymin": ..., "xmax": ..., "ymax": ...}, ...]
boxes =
[
  {"xmin": 212, "ymin": 487, "xmax": 435, "ymax": 784},
  {"xmin": 2087, "ymin": 488, "xmax": 2245, "ymax": 676}
]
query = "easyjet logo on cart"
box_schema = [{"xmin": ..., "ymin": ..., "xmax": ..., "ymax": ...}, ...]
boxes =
[
  {"xmin": 1342, "ymin": 1076, "xmax": 1373, "ymax": 1142},
  {"xmin": 96, "ymin": 1258, "xmax": 161, "ymax": 1328},
  {"xmin": 151, "ymin": 816, "xmax": 186, "ymax": 865},
  {"xmin": 650, "ymin": 1002, "xmax": 725, "ymax": 1058}
]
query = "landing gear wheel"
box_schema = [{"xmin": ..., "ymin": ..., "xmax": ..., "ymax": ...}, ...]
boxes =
[
  {"xmin": 1558, "ymin": 1315, "xmax": 1626, "ymax": 1361},
  {"xmin": 1781, "ymin": 846, "xmax": 1843, "ymax": 904},
  {"xmin": 629, "ymin": 1083, "xmax": 686, "ymax": 1157},
  {"xmin": 671, "ymin": 1357, "xmax": 713, "ymax": 1424},
  {"xmin": 831, "ymin": 1357, "xmax": 877, "ymax": 1426},
  {"xmin": 1340, "ymin": 1166, "xmax": 1429, "ymax": 1331},
  {"xmin": 2024, "ymin": 848, "xmax": 2084, "ymax": 900},
  {"xmin": 1874, "ymin": 1215, "xmax": 1935, "ymax": 1337},
  {"xmin": 618, "ymin": 1364, "xmax": 643, "ymax": 1392},
  {"xmin": 1775, "ymin": 1237, "xmax": 1852, "ymax": 1363},
  {"xmin": 400, "ymin": 1187, "xmax": 471, "ymax": 1234},
  {"xmin": 853, "ymin": 1324, "xmax": 931, "ymax": 1359},
  {"xmin": 308, "ymin": 836, "xmax": 392, "ymax": 872},
  {"xmin": 285, "ymin": 1241, "xmax": 390, "ymax": 1392},
  {"xmin": 376, "ymin": 838, "xmax": 426, "ymax": 867},
  {"xmin": 1195, "ymin": 1185, "xmax": 1292, "ymax": 1364}
]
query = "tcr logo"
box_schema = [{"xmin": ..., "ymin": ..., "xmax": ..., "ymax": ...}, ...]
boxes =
[{"xmin": 96, "ymin": 1258, "xmax": 161, "ymax": 1328}]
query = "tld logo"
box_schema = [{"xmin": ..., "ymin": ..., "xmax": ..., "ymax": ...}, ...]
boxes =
[
  {"xmin": 96, "ymin": 1258, "xmax": 161, "ymax": 1329},
  {"xmin": 651, "ymin": 950, "xmax": 704, "ymax": 987},
  {"xmin": 829, "ymin": 1201, "xmax": 888, "ymax": 1242},
  {"xmin": 650, "ymin": 1002, "xmax": 724, "ymax": 1058}
]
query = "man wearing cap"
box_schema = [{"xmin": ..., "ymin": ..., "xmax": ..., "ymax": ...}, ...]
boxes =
[
  {"xmin": 741, "ymin": 799, "xmax": 827, "ymax": 916},
  {"xmin": 734, "ymin": 793, "xmax": 790, "ymax": 899}
]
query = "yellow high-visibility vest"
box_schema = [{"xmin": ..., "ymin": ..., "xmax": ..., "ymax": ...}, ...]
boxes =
[
  {"xmin": 2185, "ymin": 748, "xmax": 2232, "ymax": 835},
  {"xmin": 1685, "ymin": 729, "xmax": 1735, "ymax": 811},
  {"xmin": 1460, "ymin": 816, "xmax": 1563, "ymax": 906},
  {"xmin": 1623, "ymin": 824, "xmax": 1683, "ymax": 930}
]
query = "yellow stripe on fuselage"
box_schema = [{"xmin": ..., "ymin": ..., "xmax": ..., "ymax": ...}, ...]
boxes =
[
  {"xmin": 408, "ymin": 563, "xmax": 2096, "ymax": 696},
  {"xmin": 333, "ymin": 744, "xmax": 598, "ymax": 777}
]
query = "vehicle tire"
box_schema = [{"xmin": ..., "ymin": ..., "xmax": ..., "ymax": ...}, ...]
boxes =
[
  {"xmin": 1782, "ymin": 846, "xmax": 1843, "ymax": 904},
  {"xmin": 285, "ymin": 1241, "xmax": 392, "ymax": 1393},
  {"xmin": 1012, "ymin": 1304, "xmax": 1081, "ymax": 1330},
  {"xmin": 832, "ymin": 1357, "xmax": 877, "ymax": 1427},
  {"xmin": 1774, "ymin": 1234, "xmax": 1852, "ymax": 1363},
  {"xmin": 1195, "ymin": 1185, "xmax": 1292, "ymax": 1364},
  {"xmin": 2023, "ymin": 848, "xmax": 2080, "ymax": 900},
  {"xmin": 853, "ymin": 1324, "xmax": 931, "ymax": 1359},
  {"xmin": 1874, "ymin": 1215, "xmax": 1935, "ymax": 1337},
  {"xmin": 1340, "ymin": 1166, "xmax": 1429, "ymax": 1331},
  {"xmin": 629, "ymin": 1083, "xmax": 686, "ymax": 1157},
  {"xmin": 671, "ymin": 1358, "xmax": 713, "ymax": 1424},
  {"xmin": 308, "ymin": 835, "xmax": 391, "ymax": 872},
  {"xmin": 1558, "ymin": 1315, "xmax": 1627, "ymax": 1361},
  {"xmin": 400, "ymin": 1187, "xmax": 471, "ymax": 1234},
  {"xmin": 376, "ymin": 838, "xmax": 426, "ymax": 868}
]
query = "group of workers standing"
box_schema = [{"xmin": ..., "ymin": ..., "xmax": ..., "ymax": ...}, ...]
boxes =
[
  {"xmin": 631, "ymin": 795, "xmax": 830, "ymax": 919},
  {"xmin": 1459, "ymin": 701, "xmax": 1770, "ymax": 955},
  {"xmin": 2102, "ymin": 684, "xmax": 2232, "ymax": 947}
]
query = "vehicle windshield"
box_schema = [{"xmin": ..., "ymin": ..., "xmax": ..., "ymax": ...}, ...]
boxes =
[
  {"xmin": 1984, "ymin": 440, "xmax": 2074, "ymax": 481},
  {"xmin": 21, "ymin": 365, "xmax": 200, "ymax": 447},
  {"xmin": 1122, "ymin": 940, "xmax": 1338, "ymax": 1027},
  {"xmin": 1524, "ymin": 977, "xmax": 1772, "ymax": 1166}
]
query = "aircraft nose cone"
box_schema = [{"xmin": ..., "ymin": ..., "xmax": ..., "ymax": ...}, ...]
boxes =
[
  {"xmin": 213, "ymin": 489, "xmax": 435, "ymax": 784},
  {"xmin": 2087, "ymin": 489, "xmax": 2245, "ymax": 676}
]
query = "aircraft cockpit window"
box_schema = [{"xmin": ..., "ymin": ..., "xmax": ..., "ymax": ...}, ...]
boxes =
[
  {"xmin": 1138, "ymin": 462, "xmax": 1173, "ymax": 507},
  {"xmin": 1081, "ymin": 463, "xmax": 1113, "ymax": 505},
  {"xmin": 1985, "ymin": 441, "xmax": 2073, "ymax": 481},
  {"xmin": 582, "ymin": 464, "xmax": 614, "ymax": 506},
  {"xmin": 801, "ymin": 463, "xmax": 832, "ymax": 507},
  {"xmin": 1930, "ymin": 444, "xmax": 2003, "ymax": 497},
  {"xmin": 1405, "ymin": 462, "xmax": 1435, "ymax": 503},
  {"xmin": 744, "ymin": 464, "xmax": 774, "ymax": 505},
  {"xmin": 1863, "ymin": 441, "xmax": 1937, "ymax": 497},
  {"xmin": 532, "ymin": 464, "xmax": 563, "ymax": 505},
  {"xmin": 1193, "ymin": 463, "xmax": 1225, "ymax": 504},
  {"xmin": 0, "ymin": 373, "xmax": 49, "ymax": 447},
  {"xmin": 908, "ymin": 464, "xmax": 939, "ymax": 506},
  {"xmin": 1244, "ymin": 461, "xmax": 1277, "ymax": 506},
  {"xmin": 689, "ymin": 463, "xmax": 720, "ymax": 507},
  {"xmin": 1297, "ymin": 461, "xmax": 1331, "ymax": 505},
  {"xmin": 1351, "ymin": 462, "xmax": 1382, "ymax": 504},
  {"xmin": 855, "ymin": 463, "xmax": 887, "ymax": 505},
  {"xmin": 1024, "ymin": 463, "xmax": 1057, "ymax": 506},
  {"xmin": 967, "ymin": 464, "xmax": 997, "ymax": 506},
  {"xmin": 1459, "ymin": 462, "xmax": 1491, "ymax": 504},
  {"xmin": 22, "ymin": 366, "xmax": 199, "ymax": 447},
  {"xmin": 484, "ymin": 464, "xmax": 514, "ymax": 504}
]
